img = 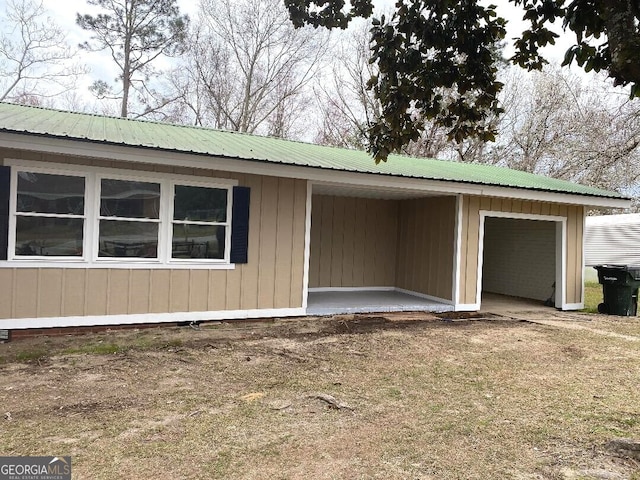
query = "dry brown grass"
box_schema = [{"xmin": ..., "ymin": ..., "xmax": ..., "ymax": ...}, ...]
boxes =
[{"xmin": 1, "ymin": 314, "xmax": 640, "ymax": 479}]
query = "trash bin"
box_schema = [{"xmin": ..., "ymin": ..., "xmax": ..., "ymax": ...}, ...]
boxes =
[{"xmin": 595, "ymin": 265, "xmax": 640, "ymax": 316}]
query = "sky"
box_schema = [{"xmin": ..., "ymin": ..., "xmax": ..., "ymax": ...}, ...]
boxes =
[
  {"xmin": 36, "ymin": 0, "xmax": 576, "ymax": 58},
  {"xmin": 1, "ymin": 0, "xmax": 582, "ymax": 106}
]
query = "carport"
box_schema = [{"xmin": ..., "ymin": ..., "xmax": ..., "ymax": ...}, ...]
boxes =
[
  {"xmin": 305, "ymin": 184, "xmax": 592, "ymax": 314},
  {"xmin": 306, "ymin": 183, "xmax": 458, "ymax": 314}
]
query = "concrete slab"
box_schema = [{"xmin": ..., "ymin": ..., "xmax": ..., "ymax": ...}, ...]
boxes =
[
  {"xmin": 307, "ymin": 290, "xmax": 454, "ymax": 316},
  {"xmin": 479, "ymin": 292, "xmax": 554, "ymax": 314}
]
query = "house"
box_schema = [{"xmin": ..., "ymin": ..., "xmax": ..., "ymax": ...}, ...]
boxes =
[
  {"xmin": 0, "ymin": 103, "xmax": 630, "ymax": 331},
  {"xmin": 584, "ymin": 213, "xmax": 640, "ymax": 282}
]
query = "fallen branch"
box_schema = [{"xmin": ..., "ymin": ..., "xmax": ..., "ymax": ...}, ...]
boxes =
[
  {"xmin": 312, "ymin": 393, "xmax": 354, "ymax": 411},
  {"xmin": 347, "ymin": 349, "xmax": 366, "ymax": 357},
  {"xmin": 269, "ymin": 401, "xmax": 292, "ymax": 411}
]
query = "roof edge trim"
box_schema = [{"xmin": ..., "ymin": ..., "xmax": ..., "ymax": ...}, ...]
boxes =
[{"xmin": 0, "ymin": 131, "xmax": 630, "ymax": 209}]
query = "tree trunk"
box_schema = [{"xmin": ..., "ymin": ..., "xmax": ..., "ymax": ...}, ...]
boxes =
[{"xmin": 121, "ymin": 0, "xmax": 134, "ymax": 118}]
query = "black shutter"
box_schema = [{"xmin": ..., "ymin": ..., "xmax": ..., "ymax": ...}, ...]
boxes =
[
  {"xmin": 230, "ymin": 186, "xmax": 250, "ymax": 263},
  {"xmin": 0, "ymin": 165, "xmax": 10, "ymax": 260}
]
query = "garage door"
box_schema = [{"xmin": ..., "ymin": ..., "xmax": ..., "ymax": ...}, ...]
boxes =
[{"xmin": 482, "ymin": 217, "xmax": 556, "ymax": 301}]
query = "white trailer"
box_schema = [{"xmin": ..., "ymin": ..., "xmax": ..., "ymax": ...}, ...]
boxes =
[{"xmin": 585, "ymin": 213, "xmax": 640, "ymax": 281}]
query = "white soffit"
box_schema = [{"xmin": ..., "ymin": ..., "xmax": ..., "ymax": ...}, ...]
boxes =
[{"xmin": 311, "ymin": 182, "xmax": 446, "ymax": 200}]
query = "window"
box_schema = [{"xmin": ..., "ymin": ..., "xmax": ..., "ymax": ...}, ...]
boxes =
[
  {"xmin": 171, "ymin": 185, "xmax": 229, "ymax": 260},
  {"xmin": 14, "ymin": 172, "xmax": 85, "ymax": 257},
  {"xmin": 4, "ymin": 162, "xmax": 245, "ymax": 268},
  {"xmin": 98, "ymin": 179, "xmax": 161, "ymax": 258}
]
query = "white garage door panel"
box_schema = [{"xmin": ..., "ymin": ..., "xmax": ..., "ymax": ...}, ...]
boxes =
[{"xmin": 483, "ymin": 218, "xmax": 556, "ymax": 301}]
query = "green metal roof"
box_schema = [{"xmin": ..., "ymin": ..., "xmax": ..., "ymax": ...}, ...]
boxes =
[{"xmin": 0, "ymin": 102, "xmax": 627, "ymax": 200}]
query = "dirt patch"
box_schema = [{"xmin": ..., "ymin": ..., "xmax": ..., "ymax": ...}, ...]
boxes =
[
  {"xmin": 1, "ymin": 313, "xmax": 640, "ymax": 479},
  {"xmin": 436, "ymin": 311, "xmax": 501, "ymax": 321}
]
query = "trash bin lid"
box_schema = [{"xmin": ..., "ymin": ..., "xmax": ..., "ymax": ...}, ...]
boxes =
[
  {"xmin": 595, "ymin": 264, "xmax": 628, "ymax": 271},
  {"xmin": 627, "ymin": 266, "xmax": 640, "ymax": 279},
  {"xmin": 595, "ymin": 265, "xmax": 640, "ymax": 284}
]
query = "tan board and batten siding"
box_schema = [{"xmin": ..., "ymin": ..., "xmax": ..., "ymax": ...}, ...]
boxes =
[
  {"xmin": 457, "ymin": 195, "xmax": 584, "ymax": 306},
  {"xmin": 0, "ymin": 149, "xmax": 308, "ymax": 320},
  {"xmin": 395, "ymin": 196, "xmax": 456, "ymax": 300},
  {"xmin": 309, "ymin": 195, "xmax": 456, "ymax": 301},
  {"xmin": 309, "ymin": 195, "xmax": 399, "ymax": 289}
]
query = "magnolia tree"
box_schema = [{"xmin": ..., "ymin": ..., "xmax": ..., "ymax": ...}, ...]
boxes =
[
  {"xmin": 286, "ymin": 0, "xmax": 640, "ymax": 161},
  {"xmin": 314, "ymin": 18, "xmax": 497, "ymax": 161}
]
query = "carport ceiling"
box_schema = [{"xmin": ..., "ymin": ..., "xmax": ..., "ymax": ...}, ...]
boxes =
[{"xmin": 312, "ymin": 183, "xmax": 448, "ymax": 200}]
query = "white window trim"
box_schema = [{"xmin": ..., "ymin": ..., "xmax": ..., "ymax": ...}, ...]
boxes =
[
  {"xmin": 9, "ymin": 164, "xmax": 90, "ymax": 262},
  {"xmin": 475, "ymin": 210, "xmax": 568, "ymax": 310},
  {"xmin": 3, "ymin": 159, "xmax": 238, "ymax": 269},
  {"xmin": 94, "ymin": 173, "xmax": 164, "ymax": 264},
  {"xmin": 167, "ymin": 179, "xmax": 233, "ymax": 265}
]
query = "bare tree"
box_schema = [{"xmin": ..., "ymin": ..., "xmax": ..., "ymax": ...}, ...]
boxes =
[
  {"xmin": 0, "ymin": 0, "xmax": 87, "ymax": 103},
  {"xmin": 486, "ymin": 66, "xmax": 640, "ymax": 197},
  {"xmin": 314, "ymin": 22, "xmax": 377, "ymax": 150},
  {"xmin": 315, "ymin": 21, "xmax": 457, "ymax": 159},
  {"xmin": 171, "ymin": 0, "xmax": 329, "ymax": 137},
  {"xmin": 265, "ymin": 75, "xmax": 315, "ymax": 139},
  {"xmin": 77, "ymin": 0, "xmax": 189, "ymax": 118}
]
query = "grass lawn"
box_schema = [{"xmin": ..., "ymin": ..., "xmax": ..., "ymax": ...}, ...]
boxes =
[
  {"xmin": 1, "ymin": 314, "xmax": 639, "ymax": 479},
  {"xmin": 584, "ymin": 281, "xmax": 604, "ymax": 313}
]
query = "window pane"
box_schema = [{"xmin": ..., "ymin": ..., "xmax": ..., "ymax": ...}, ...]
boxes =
[
  {"xmin": 15, "ymin": 217, "xmax": 83, "ymax": 256},
  {"xmin": 100, "ymin": 179, "xmax": 160, "ymax": 219},
  {"xmin": 172, "ymin": 224, "xmax": 225, "ymax": 259},
  {"xmin": 174, "ymin": 186, "xmax": 227, "ymax": 222},
  {"xmin": 17, "ymin": 172, "xmax": 84, "ymax": 215},
  {"xmin": 98, "ymin": 220, "xmax": 158, "ymax": 258}
]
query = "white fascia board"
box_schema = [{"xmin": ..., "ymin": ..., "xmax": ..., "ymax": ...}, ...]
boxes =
[
  {"xmin": 0, "ymin": 133, "xmax": 480, "ymax": 196},
  {"xmin": 0, "ymin": 132, "xmax": 629, "ymax": 209},
  {"xmin": 1, "ymin": 307, "xmax": 306, "ymax": 330},
  {"xmin": 476, "ymin": 186, "xmax": 629, "ymax": 209}
]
